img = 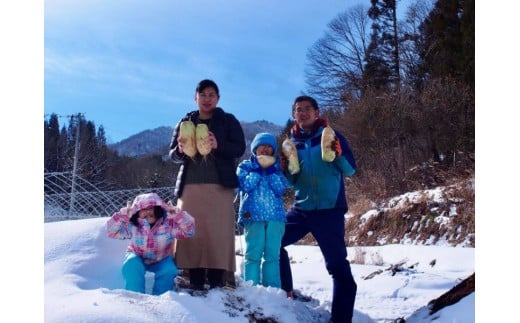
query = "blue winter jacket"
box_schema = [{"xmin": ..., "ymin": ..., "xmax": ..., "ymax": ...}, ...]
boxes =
[
  {"xmin": 236, "ymin": 135, "xmax": 289, "ymax": 225},
  {"xmin": 286, "ymin": 119, "xmax": 356, "ymax": 211}
]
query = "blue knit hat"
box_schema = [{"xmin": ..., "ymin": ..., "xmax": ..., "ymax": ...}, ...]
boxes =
[{"xmin": 251, "ymin": 132, "xmax": 277, "ymax": 155}]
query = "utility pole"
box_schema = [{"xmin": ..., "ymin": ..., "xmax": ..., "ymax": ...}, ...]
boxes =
[{"xmin": 69, "ymin": 113, "xmax": 81, "ymax": 215}]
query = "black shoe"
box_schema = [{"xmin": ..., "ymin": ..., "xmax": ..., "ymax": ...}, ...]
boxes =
[
  {"xmin": 187, "ymin": 288, "xmax": 209, "ymax": 297},
  {"xmin": 209, "ymin": 282, "xmax": 223, "ymax": 289},
  {"xmin": 292, "ymin": 289, "xmax": 313, "ymax": 302},
  {"xmin": 207, "ymin": 268, "xmax": 225, "ymax": 289},
  {"xmin": 189, "ymin": 284, "xmax": 205, "ymax": 291}
]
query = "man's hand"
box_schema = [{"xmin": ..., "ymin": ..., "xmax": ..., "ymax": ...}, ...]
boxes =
[
  {"xmin": 279, "ymin": 154, "xmax": 289, "ymax": 173},
  {"xmin": 332, "ymin": 137, "xmax": 342, "ymax": 156}
]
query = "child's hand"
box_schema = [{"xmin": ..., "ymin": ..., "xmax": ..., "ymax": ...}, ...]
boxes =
[
  {"xmin": 165, "ymin": 200, "xmax": 181, "ymax": 218},
  {"xmin": 138, "ymin": 217, "xmax": 150, "ymax": 227},
  {"xmin": 118, "ymin": 201, "xmax": 134, "ymax": 221},
  {"xmin": 264, "ymin": 165, "xmax": 277, "ymax": 175},
  {"xmin": 249, "ymin": 156, "xmax": 263, "ymax": 174},
  {"xmin": 250, "ymin": 167, "xmax": 263, "ymax": 174}
]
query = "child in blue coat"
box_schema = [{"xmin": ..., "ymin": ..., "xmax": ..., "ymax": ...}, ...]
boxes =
[{"xmin": 236, "ymin": 133, "xmax": 289, "ymax": 288}]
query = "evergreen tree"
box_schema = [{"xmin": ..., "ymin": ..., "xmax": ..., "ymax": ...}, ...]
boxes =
[
  {"xmin": 460, "ymin": 0, "xmax": 474, "ymax": 87},
  {"xmin": 281, "ymin": 118, "xmax": 294, "ymax": 139},
  {"xmin": 57, "ymin": 126, "xmax": 69, "ymax": 172},
  {"xmin": 363, "ymin": 0, "xmax": 401, "ymax": 92},
  {"xmin": 97, "ymin": 125, "xmax": 107, "ymax": 146},
  {"xmin": 78, "ymin": 120, "xmax": 104, "ymax": 184},
  {"xmin": 44, "ymin": 113, "xmax": 60, "ymax": 172},
  {"xmin": 418, "ymin": 0, "xmax": 474, "ymax": 87}
]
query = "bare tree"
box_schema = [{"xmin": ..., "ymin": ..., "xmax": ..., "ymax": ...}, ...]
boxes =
[
  {"xmin": 399, "ymin": 0, "xmax": 435, "ymax": 88},
  {"xmin": 305, "ymin": 4, "xmax": 371, "ymax": 109}
]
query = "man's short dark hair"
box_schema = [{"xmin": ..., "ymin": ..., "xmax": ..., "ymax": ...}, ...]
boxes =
[
  {"xmin": 196, "ymin": 79, "xmax": 220, "ymax": 96},
  {"xmin": 292, "ymin": 95, "xmax": 319, "ymax": 111}
]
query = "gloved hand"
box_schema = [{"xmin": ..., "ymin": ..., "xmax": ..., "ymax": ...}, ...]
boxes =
[
  {"xmin": 165, "ymin": 200, "xmax": 181, "ymax": 219},
  {"xmin": 250, "ymin": 156, "xmax": 263, "ymax": 174},
  {"xmin": 118, "ymin": 201, "xmax": 135, "ymax": 221},
  {"xmin": 264, "ymin": 165, "xmax": 277, "ymax": 175},
  {"xmin": 332, "ymin": 137, "xmax": 342, "ymax": 157},
  {"xmin": 138, "ymin": 217, "xmax": 150, "ymax": 228}
]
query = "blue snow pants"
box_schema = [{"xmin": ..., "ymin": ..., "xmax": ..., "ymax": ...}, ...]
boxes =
[
  {"xmin": 122, "ymin": 253, "xmax": 178, "ymax": 295},
  {"xmin": 243, "ymin": 221, "xmax": 285, "ymax": 288},
  {"xmin": 280, "ymin": 207, "xmax": 357, "ymax": 323}
]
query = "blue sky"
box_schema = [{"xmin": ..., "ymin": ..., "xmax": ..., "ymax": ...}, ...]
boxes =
[{"xmin": 43, "ymin": 0, "xmax": 376, "ymax": 143}]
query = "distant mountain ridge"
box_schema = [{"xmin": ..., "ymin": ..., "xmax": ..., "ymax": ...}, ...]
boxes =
[{"xmin": 109, "ymin": 120, "xmax": 285, "ymax": 158}]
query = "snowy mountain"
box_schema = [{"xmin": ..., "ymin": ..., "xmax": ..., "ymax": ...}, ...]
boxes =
[
  {"xmin": 109, "ymin": 120, "xmax": 285, "ymax": 158},
  {"xmin": 109, "ymin": 126, "xmax": 173, "ymax": 157}
]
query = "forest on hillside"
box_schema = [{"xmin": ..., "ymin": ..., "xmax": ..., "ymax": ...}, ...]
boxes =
[{"xmin": 44, "ymin": 0, "xmax": 474, "ymax": 206}]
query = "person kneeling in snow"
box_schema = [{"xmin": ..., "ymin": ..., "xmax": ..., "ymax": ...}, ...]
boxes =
[{"xmin": 106, "ymin": 192, "xmax": 195, "ymax": 295}]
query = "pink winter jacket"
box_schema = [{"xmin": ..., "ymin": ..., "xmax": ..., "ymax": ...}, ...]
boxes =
[{"xmin": 106, "ymin": 193, "xmax": 195, "ymax": 264}]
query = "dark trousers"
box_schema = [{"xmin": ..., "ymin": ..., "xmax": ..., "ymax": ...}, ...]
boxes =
[
  {"xmin": 280, "ymin": 207, "xmax": 357, "ymax": 323},
  {"xmin": 189, "ymin": 268, "xmax": 225, "ymax": 289}
]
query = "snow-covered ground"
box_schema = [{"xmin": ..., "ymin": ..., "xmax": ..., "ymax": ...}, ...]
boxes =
[{"xmin": 43, "ymin": 217, "xmax": 474, "ymax": 322}]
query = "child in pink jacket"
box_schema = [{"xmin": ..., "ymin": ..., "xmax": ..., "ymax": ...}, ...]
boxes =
[{"xmin": 107, "ymin": 192, "xmax": 195, "ymax": 295}]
